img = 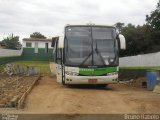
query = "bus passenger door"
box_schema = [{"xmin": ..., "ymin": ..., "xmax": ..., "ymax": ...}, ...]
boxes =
[{"xmin": 55, "ymin": 41, "xmax": 63, "ymax": 84}]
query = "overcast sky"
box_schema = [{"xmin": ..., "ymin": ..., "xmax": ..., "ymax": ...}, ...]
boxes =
[{"xmin": 0, "ymin": 0, "xmax": 159, "ymax": 40}]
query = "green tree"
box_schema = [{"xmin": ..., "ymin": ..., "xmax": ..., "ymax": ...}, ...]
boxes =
[
  {"xmin": 120, "ymin": 24, "xmax": 150, "ymax": 56},
  {"xmin": 146, "ymin": 0, "xmax": 160, "ymax": 50},
  {"xmin": 30, "ymin": 32, "xmax": 46, "ymax": 39},
  {"xmin": 121, "ymin": 23, "xmax": 138, "ymax": 56},
  {"xmin": 2, "ymin": 34, "xmax": 21, "ymax": 50},
  {"xmin": 119, "ymin": 0, "xmax": 160, "ymax": 56},
  {"xmin": 146, "ymin": 0, "xmax": 160, "ymax": 30},
  {"xmin": 115, "ymin": 22, "xmax": 124, "ymax": 33}
]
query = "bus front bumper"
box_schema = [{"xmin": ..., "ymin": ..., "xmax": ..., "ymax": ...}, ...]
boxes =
[{"xmin": 64, "ymin": 74, "xmax": 118, "ymax": 84}]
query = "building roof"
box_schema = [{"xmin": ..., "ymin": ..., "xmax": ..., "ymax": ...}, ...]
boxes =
[{"xmin": 23, "ymin": 38, "xmax": 52, "ymax": 42}]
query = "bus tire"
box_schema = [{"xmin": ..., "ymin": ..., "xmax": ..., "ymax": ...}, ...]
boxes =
[{"xmin": 96, "ymin": 84, "xmax": 108, "ymax": 88}]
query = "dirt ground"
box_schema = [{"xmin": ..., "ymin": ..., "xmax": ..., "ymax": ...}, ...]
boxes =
[
  {"xmin": 0, "ymin": 75, "xmax": 39, "ymax": 108},
  {"xmin": 1, "ymin": 75, "xmax": 159, "ymax": 115}
]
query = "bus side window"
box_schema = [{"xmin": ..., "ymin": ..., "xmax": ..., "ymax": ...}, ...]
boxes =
[
  {"xmin": 56, "ymin": 48, "xmax": 61, "ymax": 64},
  {"xmin": 56, "ymin": 41, "xmax": 62, "ymax": 64}
]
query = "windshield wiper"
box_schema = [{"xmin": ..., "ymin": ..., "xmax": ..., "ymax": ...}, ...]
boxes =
[
  {"xmin": 95, "ymin": 40, "xmax": 106, "ymax": 65},
  {"xmin": 80, "ymin": 51, "xmax": 92, "ymax": 66},
  {"xmin": 80, "ymin": 40, "xmax": 107, "ymax": 66}
]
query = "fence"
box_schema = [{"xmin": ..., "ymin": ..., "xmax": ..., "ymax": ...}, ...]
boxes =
[
  {"xmin": 0, "ymin": 56, "xmax": 22, "ymax": 64},
  {"xmin": 119, "ymin": 52, "xmax": 160, "ymax": 67},
  {"xmin": 0, "ymin": 48, "xmax": 22, "ymax": 64},
  {"xmin": 0, "ymin": 48, "xmax": 22, "ymax": 57}
]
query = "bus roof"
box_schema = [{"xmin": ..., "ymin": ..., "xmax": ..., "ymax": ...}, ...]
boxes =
[{"xmin": 65, "ymin": 24, "xmax": 115, "ymax": 28}]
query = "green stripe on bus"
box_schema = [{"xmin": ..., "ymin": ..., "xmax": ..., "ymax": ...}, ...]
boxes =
[{"xmin": 79, "ymin": 67, "xmax": 117, "ymax": 76}]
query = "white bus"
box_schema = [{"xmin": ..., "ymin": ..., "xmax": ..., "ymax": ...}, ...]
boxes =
[{"xmin": 52, "ymin": 24, "xmax": 126, "ymax": 86}]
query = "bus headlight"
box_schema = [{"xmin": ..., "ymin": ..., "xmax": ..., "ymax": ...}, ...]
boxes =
[
  {"xmin": 107, "ymin": 72, "xmax": 118, "ymax": 76},
  {"xmin": 65, "ymin": 71, "xmax": 79, "ymax": 76}
]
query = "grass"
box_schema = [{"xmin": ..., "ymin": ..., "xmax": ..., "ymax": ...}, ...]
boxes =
[
  {"xmin": 0, "ymin": 64, "xmax": 5, "ymax": 72},
  {"xmin": 0, "ymin": 56, "xmax": 20, "ymax": 58},
  {"xmin": 120, "ymin": 66, "xmax": 160, "ymax": 70},
  {"xmin": 10, "ymin": 61, "xmax": 50, "ymax": 74}
]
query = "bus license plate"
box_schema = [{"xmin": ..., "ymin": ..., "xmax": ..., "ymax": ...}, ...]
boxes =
[{"xmin": 88, "ymin": 79, "xmax": 97, "ymax": 84}]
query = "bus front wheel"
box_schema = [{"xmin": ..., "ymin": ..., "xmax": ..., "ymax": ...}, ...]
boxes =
[{"xmin": 96, "ymin": 84, "xmax": 108, "ymax": 88}]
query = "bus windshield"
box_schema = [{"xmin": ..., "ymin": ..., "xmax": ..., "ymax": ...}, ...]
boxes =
[{"xmin": 65, "ymin": 26, "xmax": 117, "ymax": 67}]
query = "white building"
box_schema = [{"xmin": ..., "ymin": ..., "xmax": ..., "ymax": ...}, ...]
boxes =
[{"xmin": 22, "ymin": 38, "xmax": 54, "ymax": 61}]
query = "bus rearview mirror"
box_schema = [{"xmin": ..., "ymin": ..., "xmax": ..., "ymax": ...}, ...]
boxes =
[
  {"xmin": 52, "ymin": 37, "xmax": 59, "ymax": 47},
  {"xmin": 51, "ymin": 40, "xmax": 56, "ymax": 47},
  {"xmin": 119, "ymin": 34, "xmax": 126, "ymax": 50}
]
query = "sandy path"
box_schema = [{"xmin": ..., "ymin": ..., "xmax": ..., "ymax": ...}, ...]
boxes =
[{"xmin": 22, "ymin": 75, "xmax": 160, "ymax": 114}]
